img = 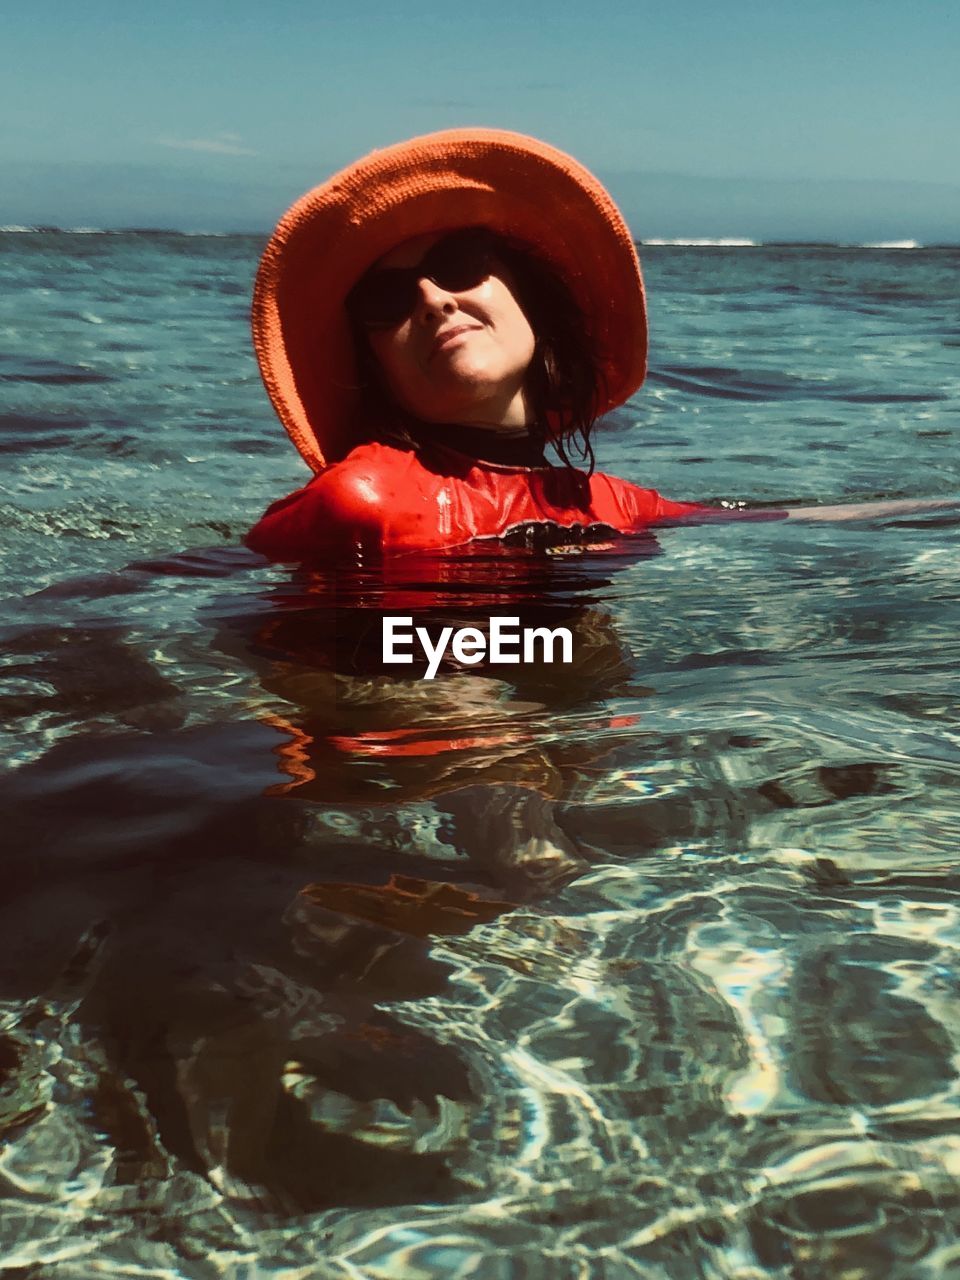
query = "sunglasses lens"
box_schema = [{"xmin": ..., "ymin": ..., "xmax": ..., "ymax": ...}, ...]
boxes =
[
  {"xmin": 347, "ymin": 272, "xmax": 416, "ymax": 328},
  {"xmin": 347, "ymin": 231, "xmax": 496, "ymax": 328},
  {"xmin": 425, "ymin": 235, "xmax": 493, "ymax": 293}
]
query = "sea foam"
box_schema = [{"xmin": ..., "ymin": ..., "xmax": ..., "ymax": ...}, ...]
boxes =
[{"xmin": 641, "ymin": 237, "xmax": 760, "ymax": 247}]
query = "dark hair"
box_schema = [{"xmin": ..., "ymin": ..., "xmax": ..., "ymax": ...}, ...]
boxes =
[{"xmin": 349, "ymin": 230, "xmax": 607, "ymax": 475}]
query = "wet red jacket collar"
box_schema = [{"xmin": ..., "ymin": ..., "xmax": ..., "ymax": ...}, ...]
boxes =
[{"xmin": 246, "ymin": 441, "xmax": 705, "ymax": 562}]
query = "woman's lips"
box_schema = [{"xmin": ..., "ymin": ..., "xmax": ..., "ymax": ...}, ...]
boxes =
[{"xmin": 431, "ymin": 324, "xmax": 483, "ymax": 359}]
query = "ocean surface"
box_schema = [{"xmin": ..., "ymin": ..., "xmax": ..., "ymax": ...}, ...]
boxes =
[{"xmin": 1, "ymin": 231, "xmax": 960, "ymax": 1278}]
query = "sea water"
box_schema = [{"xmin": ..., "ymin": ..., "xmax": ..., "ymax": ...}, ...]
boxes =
[{"xmin": 1, "ymin": 231, "xmax": 960, "ymax": 1277}]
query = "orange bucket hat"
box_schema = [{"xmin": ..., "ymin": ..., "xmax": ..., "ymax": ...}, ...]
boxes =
[{"xmin": 252, "ymin": 127, "xmax": 647, "ymax": 472}]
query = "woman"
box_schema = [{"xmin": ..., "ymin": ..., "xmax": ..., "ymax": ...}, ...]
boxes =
[{"xmin": 245, "ymin": 128, "xmax": 711, "ymax": 562}]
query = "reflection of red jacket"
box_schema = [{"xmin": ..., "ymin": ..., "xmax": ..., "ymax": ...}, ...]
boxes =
[{"xmin": 246, "ymin": 442, "xmax": 706, "ymax": 561}]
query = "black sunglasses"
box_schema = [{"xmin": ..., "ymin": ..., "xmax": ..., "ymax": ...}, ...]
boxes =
[{"xmin": 346, "ymin": 229, "xmax": 498, "ymax": 329}]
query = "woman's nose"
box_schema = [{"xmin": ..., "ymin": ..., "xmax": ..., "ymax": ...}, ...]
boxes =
[{"xmin": 415, "ymin": 276, "xmax": 457, "ymax": 318}]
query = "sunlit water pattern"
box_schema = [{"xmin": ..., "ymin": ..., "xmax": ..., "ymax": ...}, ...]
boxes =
[{"xmin": 1, "ymin": 232, "xmax": 960, "ymax": 1278}]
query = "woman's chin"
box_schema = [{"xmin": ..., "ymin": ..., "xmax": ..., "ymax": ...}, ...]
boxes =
[
  {"xmin": 429, "ymin": 348, "xmax": 492, "ymax": 385},
  {"xmin": 408, "ymin": 372, "xmax": 506, "ymax": 422}
]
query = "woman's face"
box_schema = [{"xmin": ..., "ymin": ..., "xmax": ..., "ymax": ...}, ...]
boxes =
[{"xmin": 362, "ymin": 233, "xmax": 536, "ymax": 429}]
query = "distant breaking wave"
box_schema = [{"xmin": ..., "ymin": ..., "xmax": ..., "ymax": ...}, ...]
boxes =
[
  {"xmin": 641, "ymin": 237, "xmax": 760, "ymax": 247},
  {"xmin": 0, "ymin": 225, "xmax": 233, "ymax": 236},
  {"xmin": 861, "ymin": 239, "xmax": 922, "ymax": 249},
  {"xmin": 0, "ymin": 225, "xmax": 111, "ymax": 234}
]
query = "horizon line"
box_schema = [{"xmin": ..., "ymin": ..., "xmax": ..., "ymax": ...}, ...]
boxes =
[{"xmin": 2, "ymin": 225, "xmax": 958, "ymax": 250}]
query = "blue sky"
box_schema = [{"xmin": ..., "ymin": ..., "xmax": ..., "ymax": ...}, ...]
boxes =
[{"xmin": 3, "ymin": 0, "xmax": 958, "ymax": 238}]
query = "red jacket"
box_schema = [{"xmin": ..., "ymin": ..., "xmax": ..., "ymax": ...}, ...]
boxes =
[{"xmin": 246, "ymin": 441, "xmax": 707, "ymax": 562}]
